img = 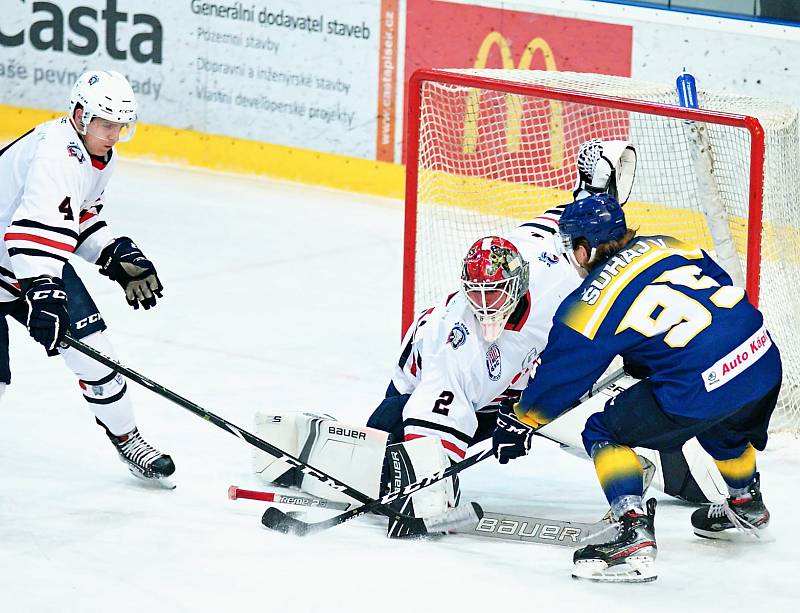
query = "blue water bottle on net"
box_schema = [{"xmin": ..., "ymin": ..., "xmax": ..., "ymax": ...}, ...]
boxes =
[{"xmin": 676, "ymin": 70, "xmax": 699, "ymax": 109}]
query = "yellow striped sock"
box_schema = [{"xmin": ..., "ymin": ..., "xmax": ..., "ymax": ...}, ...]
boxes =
[
  {"xmin": 592, "ymin": 443, "xmax": 643, "ymax": 504},
  {"xmin": 714, "ymin": 444, "xmax": 756, "ymax": 491}
]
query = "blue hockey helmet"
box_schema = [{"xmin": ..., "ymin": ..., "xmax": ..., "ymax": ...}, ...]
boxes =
[{"xmin": 558, "ymin": 193, "xmax": 627, "ymax": 254}]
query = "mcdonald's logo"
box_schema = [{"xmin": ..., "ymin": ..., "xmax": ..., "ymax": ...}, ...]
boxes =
[{"xmin": 464, "ymin": 32, "xmax": 564, "ymax": 168}]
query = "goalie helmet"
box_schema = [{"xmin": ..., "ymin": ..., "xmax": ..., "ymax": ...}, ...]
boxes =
[
  {"xmin": 461, "ymin": 236, "xmax": 529, "ymax": 342},
  {"xmin": 558, "ymin": 193, "xmax": 628, "ymax": 259},
  {"xmin": 574, "ymin": 139, "xmax": 637, "ymax": 205},
  {"xmin": 69, "ymin": 70, "xmax": 137, "ymax": 142}
]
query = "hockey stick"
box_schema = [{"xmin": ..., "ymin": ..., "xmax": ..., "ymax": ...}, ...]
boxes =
[
  {"xmin": 260, "ymin": 449, "xmax": 493, "ymax": 535},
  {"xmin": 60, "ymin": 334, "xmax": 444, "ymax": 531},
  {"xmin": 466, "ymin": 505, "xmax": 614, "ymax": 548},
  {"xmin": 248, "ymin": 487, "xmax": 612, "ymax": 548},
  {"xmin": 262, "ymin": 367, "xmax": 629, "ymax": 536},
  {"xmin": 228, "ymin": 485, "xmax": 352, "ymax": 511}
]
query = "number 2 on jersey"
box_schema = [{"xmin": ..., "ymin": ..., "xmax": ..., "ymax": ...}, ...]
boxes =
[{"xmin": 432, "ymin": 391, "xmax": 454, "ymax": 416}]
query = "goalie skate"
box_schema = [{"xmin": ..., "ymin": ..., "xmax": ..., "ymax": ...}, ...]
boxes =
[{"xmin": 571, "ymin": 499, "xmax": 657, "ymax": 584}]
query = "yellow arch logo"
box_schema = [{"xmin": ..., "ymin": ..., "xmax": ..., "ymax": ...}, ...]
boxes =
[{"xmin": 464, "ymin": 32, "xmax": 564, "ymax": 168}]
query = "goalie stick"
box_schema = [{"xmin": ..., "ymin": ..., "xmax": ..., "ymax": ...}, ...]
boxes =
[
  {"xmin": 465, "ymin": 505, "xmax": 613, "ymax": 548},
  {"xmin": 61, "ymin": 334, "xmax": 442, "ymax": 531},
  {"xmin": 245, "ymin": 488, "xmax": 611, "ymax": 548}
]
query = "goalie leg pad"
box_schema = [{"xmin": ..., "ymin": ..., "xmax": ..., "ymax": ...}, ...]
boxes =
[
  {"xmin": 536, "ymin": 374, "xmax": 725, "ymax": 503},
  {"xmin": 253, "ymin": 411, "xmax": 388, "ymax": 504},
  {"xmin": 384, "ymin": 436, "xmax": 459, "ymax": 538},
  {"xmin": 582, "ymin": 380, "xmax": 727, "ymax": 503}
]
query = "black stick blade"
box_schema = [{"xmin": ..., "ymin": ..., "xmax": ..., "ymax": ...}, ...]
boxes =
[{"xmin": 261, "ymin": 507, "xmax": 311, "ymax": 536}]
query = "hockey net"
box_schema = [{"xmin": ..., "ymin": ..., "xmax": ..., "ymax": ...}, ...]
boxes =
[{"xmin": 403, "ymin": 68, "xmax": 800, "ymax": 433}]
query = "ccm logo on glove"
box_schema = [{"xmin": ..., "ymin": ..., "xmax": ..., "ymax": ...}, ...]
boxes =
[
  {"xmin": 23, "ymin": 276, "xmax": 69, "ymax": 352},
  {"xmin": 492, "ymin": 405, "xmax": 535, "ymax": 465}
]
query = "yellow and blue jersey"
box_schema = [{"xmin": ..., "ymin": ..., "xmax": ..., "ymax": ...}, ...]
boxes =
[{"xmin": 518, "ymin": 235, "xmax": 782, "ymax": 426}]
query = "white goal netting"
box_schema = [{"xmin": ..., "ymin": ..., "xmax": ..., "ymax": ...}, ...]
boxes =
[{"xmin": 406, "ymin": 69, "xmax": 800, "ymax": 433}]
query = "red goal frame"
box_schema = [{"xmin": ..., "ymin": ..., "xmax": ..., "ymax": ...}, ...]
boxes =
[{"xmin": 401, "ymin": 68, "xmax": 766, "ymax": 335}]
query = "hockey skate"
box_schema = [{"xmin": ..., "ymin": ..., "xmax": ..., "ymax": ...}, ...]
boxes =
[
  {"xmin": 103, "ymin": 423, "xmax": 176, "ymax": 488},
  {"xmin": 691, "ymin": 473, "xmax": 769, "ymax": 540},
  {"xmin": 572, "ymin": 498, "xmax": 657, "ymax": 583}
]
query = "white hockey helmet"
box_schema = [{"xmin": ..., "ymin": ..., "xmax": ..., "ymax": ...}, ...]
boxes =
[{"xmin": 69, "ymin": 70, "xmax": 137, "ymax": 142}]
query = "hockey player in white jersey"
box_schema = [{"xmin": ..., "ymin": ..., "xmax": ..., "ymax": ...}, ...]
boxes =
[
  {"xmin": 0, "ymin": 70, "xmax": 174, "ymax": 482},
  {"xmin": 366, "ymin": 139, "xmax": 639, "ymax": 464}
]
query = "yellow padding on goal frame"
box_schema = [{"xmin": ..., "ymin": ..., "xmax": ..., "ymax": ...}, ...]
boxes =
[
  {"xmin": 0, "ymin": 105, "xmax": 406, "ymax": 199},
  {"xmin": 418, "ymin": 168, "xmax": 799, "ymax": 264}
]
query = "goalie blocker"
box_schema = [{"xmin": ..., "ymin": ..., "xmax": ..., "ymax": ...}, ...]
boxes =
[{"xmin": 252, "ymin": 412, "xmax": 457, "ymax": 538}]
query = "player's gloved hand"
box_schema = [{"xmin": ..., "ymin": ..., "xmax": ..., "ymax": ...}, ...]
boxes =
[
  {"xmin": 492, "ymin": 404, "xmax": 535, "ymax": 464},
  {"xmin": 623, "ymin": 358, "xmax": 650, "ymax": 380},
  {"xmin": 97, "ymin": 237, "xmax": 163, "ymax": 310},
  {"xmin": 22, "ymin": 275, "xmax": 69, "ymax": 351}
]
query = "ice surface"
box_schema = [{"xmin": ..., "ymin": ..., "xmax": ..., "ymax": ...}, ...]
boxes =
[{"xmin": 1, "ymin": 160, "xmax": 798, "ymax": 612}]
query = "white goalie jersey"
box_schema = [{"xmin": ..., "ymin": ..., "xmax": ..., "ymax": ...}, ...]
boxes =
[
  {"xmin": 0, "ymin": 117, "xmax": 116, "ymax": 300},
  {"xmin": 392, "ymin": 212, "xmax": 582, "ymax": 461}
]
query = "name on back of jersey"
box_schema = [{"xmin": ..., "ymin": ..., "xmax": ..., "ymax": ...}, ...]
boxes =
[{"xmin": 581, "ymin": 237, "xmax": 669, "ymax": 305}]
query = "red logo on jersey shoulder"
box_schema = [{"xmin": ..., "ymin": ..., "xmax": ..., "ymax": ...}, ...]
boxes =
[{"xmin": 67, "ymin": 142, "xmax": 85, "ymax": 164}]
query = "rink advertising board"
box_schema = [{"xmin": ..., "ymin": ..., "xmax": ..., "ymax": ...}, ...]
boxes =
[
  {"xmin": 0, "ymin": 0, "xmax": 402, "ymax": 193},
  {"xmin": 403, "ymin": 0, "xmax": 633, "ymax": 173},
  {"xmin": 405, "ymin": 0, "xmax": 632, "ymax": 79},
  {"xmin": 1, "ymin": 0, "xmax": 796, "ymax": 199}
]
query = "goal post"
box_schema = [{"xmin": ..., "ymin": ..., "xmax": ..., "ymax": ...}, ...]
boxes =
[{"xmin": 402, "ymin": 68, "xmax": 799, "ymax": 432}]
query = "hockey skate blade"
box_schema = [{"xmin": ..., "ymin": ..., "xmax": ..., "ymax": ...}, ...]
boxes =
[
  {"xmin": 571, "ymin": 557, "xmax": 657, "ymax": 583},
  {"xmin": 127, "ymin": 467, "xmax": 176, "ymax": 490},
  {"xmin": 261, "ymin": 506, "xmax": 311, "ymax": 536},
  {"xmin": 693, "ymin": 526, "xmax": 774, "ymax": 543}
]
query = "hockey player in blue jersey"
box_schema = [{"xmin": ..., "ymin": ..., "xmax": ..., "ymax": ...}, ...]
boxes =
[{"xmin": 492, "ymin": 193, "xmax": 782, "ymax": 583}]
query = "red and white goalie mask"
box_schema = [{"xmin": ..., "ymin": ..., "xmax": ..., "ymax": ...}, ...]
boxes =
[{"xmin": 461, "ymin": 236, "xmax": 530, "ymax": 342}]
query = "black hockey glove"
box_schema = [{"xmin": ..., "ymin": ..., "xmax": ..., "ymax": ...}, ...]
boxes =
[
  {"xmin": 22, "ymin": 276, "xmax": 69, "ymax": 352},
  {"xmin": 492, "ymin": 405, "xmax": 535, "ymax": 464},
  {"xmin": 623, "ymin": 358, "xmax": 651, "ymax": 380},
  {"xmin": 97, "ymin": 237, "xmax": 163, "ymax": 310}
]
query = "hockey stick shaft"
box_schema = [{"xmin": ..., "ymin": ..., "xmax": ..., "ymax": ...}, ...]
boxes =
[
  {"xmin": 61, "ymin": 334, "xmax": 421, "ymax": 525},
  {"xmin": 228, "ymin": 486, "xmax": 351, "ymax": 510},
  {"xmin": 580, "ymin": 366, "xmax": 626, "ymax": 401},
  {"xmin": 261, "ymin": 448, "xmax": 494, "ymax": 535}
]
